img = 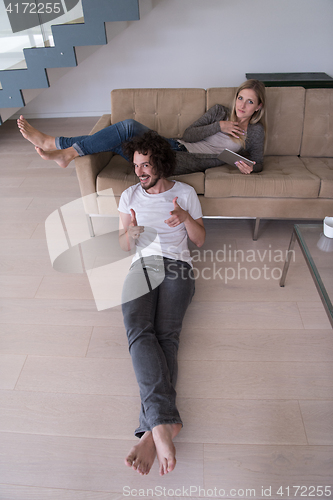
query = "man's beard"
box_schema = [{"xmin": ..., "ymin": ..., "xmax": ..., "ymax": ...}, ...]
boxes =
[{"xmin": 141, "ymin": 175, "xmax": 160, "ymax": 191}]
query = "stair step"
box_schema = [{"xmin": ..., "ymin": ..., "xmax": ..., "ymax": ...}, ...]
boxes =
[{"xmin": 0, "ymin": 0, "xmax": 139, "ymax": 122}]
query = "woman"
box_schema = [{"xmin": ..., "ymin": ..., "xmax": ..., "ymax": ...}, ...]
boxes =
[{"xmin": 17, "ymin": 79, "xmax": 266, "ymax": 174}]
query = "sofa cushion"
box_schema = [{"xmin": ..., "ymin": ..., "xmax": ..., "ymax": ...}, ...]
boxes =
[
  {"xmin": 204, "ymin": 156, "xmax": 320, "ymax": 198},
  {"xmin": 96, "ymin": 156, "xmax": 205, "ymax": 197},
  {"xmin": 300, "ymin": 89, "xmax": 333, "ymax": 157},
  {"xmin": 207, "ymin": 86, "xmax": 305, "ymax": 156},
  {"xmin": 264, "ymin": 87, "xmax": 305, "ymax": 156},
  {"xmin": 110, "ymin": 88, "xmax": 206, "ymax": 138},
  {"xmin": 301, "ymin": 157, "xmax": 333, "ymax": 199},
  {"xmin": 171, "ymin": 171, "xmax": 205, "ymax": 195}
]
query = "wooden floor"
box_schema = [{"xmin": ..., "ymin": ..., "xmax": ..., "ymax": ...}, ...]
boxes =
[{"xmin": 0, "ymin": 117, "xmax": 332, "ymax": 500}]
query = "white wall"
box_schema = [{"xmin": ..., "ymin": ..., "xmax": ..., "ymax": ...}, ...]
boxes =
[{"xmin": 19, "ymin": 0, "xmax": 333, "ymax": 119}]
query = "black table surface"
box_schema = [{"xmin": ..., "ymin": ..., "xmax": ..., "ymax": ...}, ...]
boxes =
[{"xmin": 246, "ymin": 72, "xmax": 333, "ymax": 88}]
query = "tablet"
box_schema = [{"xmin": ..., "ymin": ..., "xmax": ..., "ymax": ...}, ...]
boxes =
[{"xmin": 218, "ymin": 148, "xmax": 254, "ymax": 167}]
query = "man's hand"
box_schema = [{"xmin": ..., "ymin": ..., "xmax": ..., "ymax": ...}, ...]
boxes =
[
  {"xmin": 219, "ymin": 120, "xmax": 245, "ymax": 138},
  {"xmin": 164, "ymin": 197, "xmax": 205, "ymax": 247},
  {"xmin": 127, "ymin": 208, "xmax": 144, "ymax": 239},
  {"xmin": 235, "ymin": 160, "xmax": 254, "ymax": 174},
  {"xmin": 164, "ymin": 197, "xmax": 188, "ymax": 227}
]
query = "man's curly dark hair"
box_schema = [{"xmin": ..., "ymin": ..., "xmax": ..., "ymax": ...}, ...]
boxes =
[{"xmin": 122, "ymin": 130, "xmax": 176, "ymax": 178}]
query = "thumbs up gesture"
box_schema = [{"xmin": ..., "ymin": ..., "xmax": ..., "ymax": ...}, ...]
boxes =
[
  {"xmin": 165, "ymin": 197, "xmax": 188, "ymax": 227},
  {"xmin": 127, "ymin": 208, "xmax": 144, "ymax": 239}
]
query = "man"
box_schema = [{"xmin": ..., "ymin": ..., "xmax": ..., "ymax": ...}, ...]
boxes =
[{"xmin": 118, "ymin": 131, "xmax": 205, "ymax": 476}]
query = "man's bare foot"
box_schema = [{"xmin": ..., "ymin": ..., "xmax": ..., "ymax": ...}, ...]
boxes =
[
  {"xmin": 17, "ymin": 115, "xmax": 56, "ymax": 150},
  {"xmin": 35, "ymin": 146, "xmax": 78, "ymax": 168},
  {"xmin": 152, "ymin": 423, "xmax": 182, "ymax": 476},
  {"xmin": 125, "ymin": 431, "xmax": 156, "ymax": 476}
]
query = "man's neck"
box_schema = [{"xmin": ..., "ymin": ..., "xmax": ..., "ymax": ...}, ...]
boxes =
[{"xmin": 146, "ymin": 178, "xmax": 174, "ymax": 194}]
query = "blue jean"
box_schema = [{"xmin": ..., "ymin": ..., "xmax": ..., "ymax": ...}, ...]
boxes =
[
  {"xmin": 121, "ymin": 256, "xmax": 195, "ymax": 438},
  {"xmin": 55, "ymin": 119, "xmax": 185, "ymax": 158}
]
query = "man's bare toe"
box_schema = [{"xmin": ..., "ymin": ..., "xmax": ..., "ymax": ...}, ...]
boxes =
[
  {"xmin": 159, "ymin": 454, "xmax": 176, "ymax": 476},
  {"xmin": 152, "ymin": 423, "xmax": 181, "ymax": 476},
  {"xmin": 124, "ymin": 455, "xmax": 134, "ymax": 468},
  {"xmin": 124, "ymin": 431, "xmax": 156, "ymax": 476}
]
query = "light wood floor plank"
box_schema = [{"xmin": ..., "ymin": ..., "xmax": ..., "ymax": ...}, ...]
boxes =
[
  {"xmin": 299, "ymin": 400, "xmax": 333, "ymax": 445},
  {"xmin": 0, "ymin": 275, "xmax": 43, "ymax": 298},
  {"xmin": 0, "ymin": 324, "xmax": 92, "ymax": 356},
  {"xmin": 35, "ymin": 275, "xmax": 95, "ymax": 301},
  {"xmin": 183, "ymin": 301, "xmax": 304, "ymax": 330},
  {"xmin": 179, "ymin": 328, "xmax": 333, "ymax": 362},
  {"xmin": 0, "ymin": 390, "xmax": 307, "ymax": 445},
  {"xmin": 0, "ymin": 432, "xmax": 204, "ymax": 492},
  {"xmin": 88, "ymin": 327, "xmax": 333, "ymax": 363},
  {"xmin": 297, "ymin": 301, "xmax": 333, "ymax": 329},
  {"xmin": 87, "ymin": 326, "xmax": 129, "ymax": 359},
  {"xmin": 0, "ymin": 485, "xmax": 122, "ymax": 500},
  {"xmin": 204, "ymin": 444, "xmax": 333, "ymax": 499},
  {"xmin": 177, "ymin": 360, "xmax": 333, "ymax": 399},
  {"xmin": 0, "ymin": 298, "xmax": 124, "ymax": 326},
  {"xmin": 14, "ymin": 355, "xmax": 333, "ymax": 400},
  {"xmin": 177, "ymin": 398, "xmax": 307, "ymax": 445},
  {"xmin": 0, "ymin": 355, "xmax": 27, "ymax": 390},
  {"xmin": 14, "ymin": 356, "xmax": 138, "ymax": 396},
  {"xmin": 0, "ymin": 222, "xmax": 39, "ymax": 239}
]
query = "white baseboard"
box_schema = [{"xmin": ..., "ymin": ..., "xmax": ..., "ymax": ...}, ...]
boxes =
[{"xmin": 10, "ymin": 111, "xmax": 106, "ymax": 120}]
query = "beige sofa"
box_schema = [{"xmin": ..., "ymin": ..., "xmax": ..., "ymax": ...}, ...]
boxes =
[{"xmin": 74, "ymin": 87, "xmax": 333, "ymax": 239}]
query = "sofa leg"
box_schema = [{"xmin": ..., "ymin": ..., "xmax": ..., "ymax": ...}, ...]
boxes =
[
  {"xmin": 86, "ymin": 215, "xmax": 95, "ymax": 238},
  {"xmin": 253, "ymin": 218, "xmax": 260, "ymax": 240}
]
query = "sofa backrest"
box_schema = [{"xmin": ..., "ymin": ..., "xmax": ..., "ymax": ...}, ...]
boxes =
[
  {"xmin": 264, "ymin": 87, "xmax": 306, "ymax": 156},
  {"xmin": 206, "ymin": 87, "xmax": 237, "ymax": 110},
  {"xmin": 111, "ymin": 86, "xmax": 309, "ymax": 157},
  {"xmin": 111, "ymin": 88, "xmax": 206, "ymax": 138},
  {"xmin": 300, "ymin": 88, "xmax": 333, "ymax": 158}
]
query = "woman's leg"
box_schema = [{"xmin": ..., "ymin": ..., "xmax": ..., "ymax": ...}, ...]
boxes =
[
  {"xmin": 18, "ymin": 118, "xmax": 151, "ymax": 168},
  {"xmin": 17, "ymin": 116, "xmax": 149, "ymax": 156},
  {"xmin": 17, "ymin": 115, "xmax": 56, "ymax": 150},
  {"xmin": 57, "ymin": 119, "xmax": 150, "ymax": 157}
]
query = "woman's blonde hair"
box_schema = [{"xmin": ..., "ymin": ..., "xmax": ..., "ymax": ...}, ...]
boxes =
[{"xmin": 229, "ymin": 79, "xmax": 266, "ymax": 147}]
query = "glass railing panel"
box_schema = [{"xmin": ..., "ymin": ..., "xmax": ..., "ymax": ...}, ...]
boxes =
[{"xmin": 0, "ymin": 0, "xmax": 84, "ymax": 71}]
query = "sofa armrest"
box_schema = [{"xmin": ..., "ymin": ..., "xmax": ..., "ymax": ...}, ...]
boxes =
[{"xmin": 74, "ymin": 114, "xmax": 113, "ymax": 197}]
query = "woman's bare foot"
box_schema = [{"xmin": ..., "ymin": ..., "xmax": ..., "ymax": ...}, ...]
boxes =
[
  {"xmin": 125, "ymin": 431, "xmax": 156, "ymax": 476},
  {"xmin": 17, "ymin": 115, "xmax": 56, "ymax": 150},
  {"xmin": 152, "ymin": 423, "xmax": 182, "ymax": 476},
  {"xmin": 35, "ymin": 146, "xmax": 78, "ymax": 168}
]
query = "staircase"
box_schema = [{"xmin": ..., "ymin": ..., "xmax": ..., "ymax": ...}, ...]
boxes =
[{"xmin": 0, "ymin": 0, "xmax": 140, "ymax": 124}]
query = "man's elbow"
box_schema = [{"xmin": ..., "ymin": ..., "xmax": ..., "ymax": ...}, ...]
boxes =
[{"xmin": 196, "ymin": 230, "xmax": 206, "ymax": 248}]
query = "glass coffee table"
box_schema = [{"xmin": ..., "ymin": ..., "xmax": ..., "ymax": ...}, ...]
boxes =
[{"xmin": 280, "ymin": 224, "xmax": 333, "ymax": 328}]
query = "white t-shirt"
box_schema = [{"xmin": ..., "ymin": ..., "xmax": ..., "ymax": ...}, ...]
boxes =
[{"xmin": 118, "ymin": 181, "xmax": 203, "ymax": 266}]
